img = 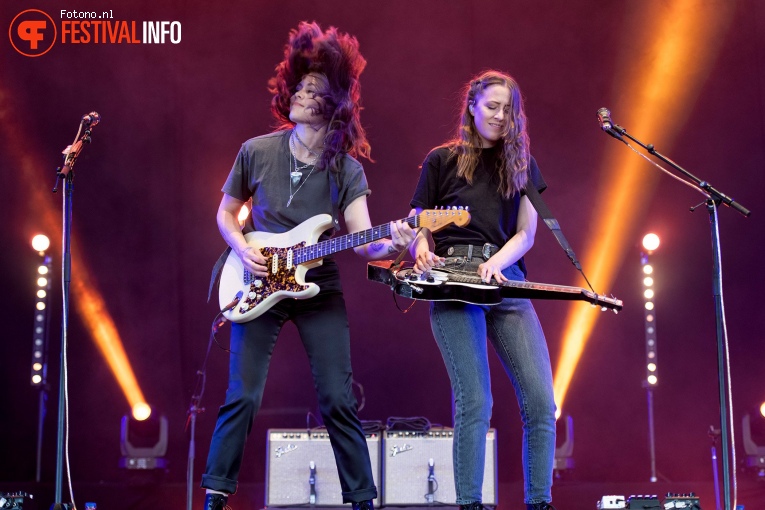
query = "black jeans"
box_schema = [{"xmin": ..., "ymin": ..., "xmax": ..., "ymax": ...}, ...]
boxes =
[{"xmin": 201, "ymin": 290, "xmax": 377, "ymax": 503}]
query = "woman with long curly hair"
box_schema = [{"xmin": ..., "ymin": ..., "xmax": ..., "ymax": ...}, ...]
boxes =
[
  {"xmin": 201, "ymin": 22, "xmax": 414, "ymax": 510},
  {"xmin": 408, "ymin": 70, "xmax": 557, "ymax": 510}
]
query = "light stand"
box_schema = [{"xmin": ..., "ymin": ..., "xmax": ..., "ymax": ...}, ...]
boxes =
[
  {"xmin": 640, "ymin": 245, "xmax": 660, "ymax": 483},
  {"xmin": 50, "ymin": 112, "xmax": 101, "ymax": 510},
  {"xmin": 646, "ymin": 386, "xmax": 657, "ymax": 483},
  {"xmin": 597, "ymin": 108, "xmax": 751, "ymax": 510}
]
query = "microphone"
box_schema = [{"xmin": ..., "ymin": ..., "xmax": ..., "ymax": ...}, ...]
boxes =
[
  {"xmin": 82, "ymin": 111, "xmax": 101, "ymax": 127},
  {"xmin": 309, "ymin": 461, "xmax": 317, "ymax": 504},
  {"xmin": 425, "ymin": 457, "xmax": 435, "ymax": 503},
  {"xmin": 596, "ymin": 107, "xmax": 624, "ymax": 140},
  {"xmin": 596, "ymin": 107, "xmax": 613, "ymax": 131}
]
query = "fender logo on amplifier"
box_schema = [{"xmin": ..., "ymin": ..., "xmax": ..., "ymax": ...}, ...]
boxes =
[
  {"xmin": 390, "ymin": 444, "xmax": 413, "ymax": 457},
  {"xmin": 274, "ymin": 443, "xmax": 297, "ymax": 458}
]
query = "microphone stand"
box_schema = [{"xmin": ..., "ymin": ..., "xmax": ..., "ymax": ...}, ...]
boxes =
[
  {"xmin": 186, "ymin": 392, "xmax": 204, "ymax": 510},
  {"xmin": 600, "ymin": 117, "xmax": 751, "ymax": 510},
  {"xmin": 186, "ymin": 312, "xmax": 230, "ymax": 510},
  {"xmin": 50, "ymin": 114, "xmax": 100, "ymax": 510}
]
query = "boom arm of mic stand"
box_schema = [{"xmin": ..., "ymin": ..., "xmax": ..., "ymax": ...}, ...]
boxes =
[{"xmin": 610, "ymin": 126, "xmax": 751, "ymax": 217}]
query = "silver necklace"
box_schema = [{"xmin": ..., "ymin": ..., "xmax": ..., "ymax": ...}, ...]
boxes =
[
  {"xmin": 287, "ymin": 132, "xmax": 320, "ymax": 207},
  {"xmin": 293, "ymin": 129, "xmax": 322, "ymax": 157}
]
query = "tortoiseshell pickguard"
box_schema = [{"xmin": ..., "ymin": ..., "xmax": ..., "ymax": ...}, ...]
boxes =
[{"xmin": 238, "ymin": 243, "xmax": 308, "ymax": 314}]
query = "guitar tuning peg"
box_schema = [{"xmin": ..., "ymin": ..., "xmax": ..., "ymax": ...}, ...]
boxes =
[
  {"xmin": 465, "ymin": 206, "xmax": 469, "ymax": 211},
  {"xmin": 458, "ymin": 206, "xmax": 464, "ymax": 210}
]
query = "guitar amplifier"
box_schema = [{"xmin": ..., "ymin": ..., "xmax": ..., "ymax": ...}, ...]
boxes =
[
  {"xmin": 382, "ymin": 427, "xmax": 497, "ymax": 505},
  {"xmin": 265, "ymin": 429, "xmax": 381, "ymax": 507}
]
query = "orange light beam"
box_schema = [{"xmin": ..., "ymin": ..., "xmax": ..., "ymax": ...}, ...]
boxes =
[
  {"xmin": 0, "ymin": 85, "xmax": 148, "ymax": 411},
  {"xmin": 553, "ymin": 0, "xmax": 735, "ymax": 411}
]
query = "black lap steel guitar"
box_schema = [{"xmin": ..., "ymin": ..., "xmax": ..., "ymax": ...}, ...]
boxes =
[{"xmin": 367, "ymin": 260, "xmax": 623, "ymax": 312}]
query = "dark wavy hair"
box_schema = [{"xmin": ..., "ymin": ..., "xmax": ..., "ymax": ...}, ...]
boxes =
[
  {"xmin": 268, "ymin": 21, "xmax": 371, "ymax": 173},
  {"xmin": 444, "ymin": 70, "xmax": 530, "ymax": 198}
]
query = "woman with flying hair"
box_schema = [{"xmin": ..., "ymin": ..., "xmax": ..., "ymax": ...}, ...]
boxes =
[
  {"xmin": 201, "ymin": 21, "xmax": 414, "ymax": 510},
  {"xmin": 407, "ymin": 70, "xmax": 557, "ymax": 510}
]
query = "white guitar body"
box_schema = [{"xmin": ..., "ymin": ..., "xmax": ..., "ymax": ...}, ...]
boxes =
[
  {"xmin": 219, "ymin": 214, "xmax": 334, "ymax": 323},
  {"xmin": 218, "ymin": 209, "xmax": 472, "ymax": 323}
]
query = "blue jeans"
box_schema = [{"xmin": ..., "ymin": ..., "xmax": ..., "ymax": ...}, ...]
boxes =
[
  {"xmin": 201, "ymin": 288, "xmax": 377, "ymax": 503},
  {"xmin": 429, "ymin": 260, "xmax": 556, "ymax": 505}
]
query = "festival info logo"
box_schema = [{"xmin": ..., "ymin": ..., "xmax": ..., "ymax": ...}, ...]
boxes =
[
  {"xmin": 10, "ymin": 9, "xmax": 57, "ymax": 57},
  {"xmin": 9, "ymin": 9, "xmax": 181, "ymax": 57}
]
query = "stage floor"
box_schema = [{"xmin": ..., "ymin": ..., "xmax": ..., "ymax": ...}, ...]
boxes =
[{"xmin": 2, "ymin": 479, "xmax": 764, "ymax": 510}]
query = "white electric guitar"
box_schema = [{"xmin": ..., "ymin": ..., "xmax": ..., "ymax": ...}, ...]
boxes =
[{"xmin": 218, "ymin": 209, "xmax": 471, "ymax": 323}]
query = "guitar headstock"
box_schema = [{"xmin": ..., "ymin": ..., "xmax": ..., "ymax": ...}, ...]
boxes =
[
  {"xmin": 584, "ymin": 290, "xmax": 623, "ymax": 312},
  {"xmin": 417, "ymin": 208, "xmax": 471, "ymax": 233}
]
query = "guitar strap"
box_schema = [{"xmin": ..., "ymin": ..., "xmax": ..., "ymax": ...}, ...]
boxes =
[
  {"xmin": 328, "ymin": 168, "xmax": 341, "ymax": 232},
  {"xmin": 523, "ymin": 184, "xmax": 583, "ymax": 272}
]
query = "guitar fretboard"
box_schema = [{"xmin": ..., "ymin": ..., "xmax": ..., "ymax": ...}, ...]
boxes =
[
  {"xmin": 449, "ymin": 273, "xmax": 582, "ymax": 295},
  {"xmin": 294, "ymin": 216, "xmax": 418, "ymax": 264}
]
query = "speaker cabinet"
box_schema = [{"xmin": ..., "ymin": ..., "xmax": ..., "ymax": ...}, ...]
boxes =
[
  {"xmin": 266, "ymin": 429, "xmax": 382, "ymax": 507},
  {"xmin": 382, "ymin": 427, "xmax": 497, "ymax": 505}
]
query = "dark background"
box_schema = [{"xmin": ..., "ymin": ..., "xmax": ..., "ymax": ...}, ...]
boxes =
[{"xmin": 1, "ymin": 1, "xmax": 764, "ymax": 509}]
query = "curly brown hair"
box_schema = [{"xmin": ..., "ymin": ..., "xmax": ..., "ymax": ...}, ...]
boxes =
[
  {"xmin": 444, "ymin": 70, "xmax": 530, "ymax": 198},
  {"xmin": 268, "ymin": 21, "xmax": 372, "ymax": 173}
]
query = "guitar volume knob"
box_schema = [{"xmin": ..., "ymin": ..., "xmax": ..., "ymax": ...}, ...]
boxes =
[{"xmin": 254, "ymin": 280, "xmax": 263, "ymax": 288}]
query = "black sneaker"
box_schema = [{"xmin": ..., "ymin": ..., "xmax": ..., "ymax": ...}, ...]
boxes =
[
  {"xmin": 352, "ymin": 500, "xmax": 374, "ymax": 510},
  {"xmin": 527, "ymin": 503, "xmax": 556, "ymax": 510},
  {"xmin": 204, "ymin": 493, "xmax": 229, "ymax": 510},
  {"xmin": 460, "ymin": 503, "xmax": 484, "ymax": 510}
]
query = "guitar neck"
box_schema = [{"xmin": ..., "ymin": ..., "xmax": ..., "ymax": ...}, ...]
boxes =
[
  {"xmin": 450, "ymin": 273, "xmax": 621, "ymax": 309},
  {"xmin": 295, "ymin": 216, "xmax": 419, "ymax": 263}
]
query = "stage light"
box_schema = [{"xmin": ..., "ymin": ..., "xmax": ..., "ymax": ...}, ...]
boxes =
[
  {"xmin": 642, "ymin": 233, "xmax": 660, "ymax": 252},
  {"xmin": 132, "ymin": 402, "xmax": 152, "ymax": 421},
  {"xmin": 553, "ymin": 414, "xmax": 574, "ymax": 478},
  {"xmin": 639, "ymin": 243, "xmax": 661, "ymax": 482},
  {"xmin": 30, "ymin": 248, "xmax": 52, "ymax": 388},
  {"xmin": 640, "ymin": 248, "xmax": 659, "ymax": 388},
  {"xmin": 119, "ymin": 413, "xmax": 169, "ymax": 470},
  {"xmin": 31, "ymin": 234, "xmax": 50, "ymax": 253},
  {"xmin": 237, "ymin": 201, "xmax": 252, "ymax": 228},
  {"xmin": 238, "ymin": 203, "xmax": 250, "ymax": 222}
]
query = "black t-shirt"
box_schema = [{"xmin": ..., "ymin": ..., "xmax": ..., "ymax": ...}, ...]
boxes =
[{"xmin": 410, "ymin": 145, "xmax": 546, "ymax": 274}]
